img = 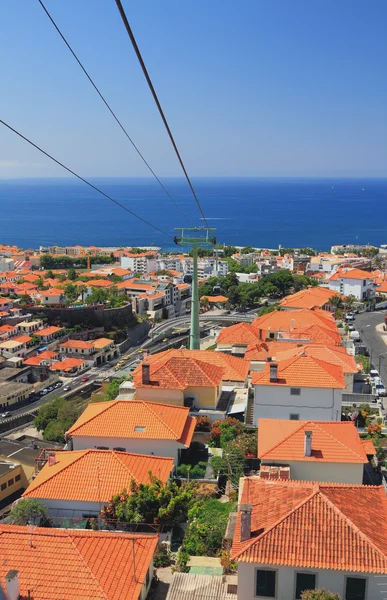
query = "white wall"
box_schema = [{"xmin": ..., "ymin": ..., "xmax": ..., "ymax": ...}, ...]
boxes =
[
  {"xmin": 261, "ymin": 459, "xmax": 363, "ymax": 484},
  {"xmin": 329, "ymin": 277, "xmax": 374, "ymax": 301},
  {"xmin": 237, "ymin": 562, "xmax": 382, "ymax": 600},
  {"xmin": 34, "ymin": 497, "xmax": 101, "ymax": 517},
  {"xmin": 71, "ymin": 435, "xmax": 181, "ymax": 464},
  {"xmin": 253, "ymin": 386, "xmax": 342, "ymax": 425}
]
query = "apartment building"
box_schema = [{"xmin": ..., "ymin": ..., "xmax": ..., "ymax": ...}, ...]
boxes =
[
  {"xmin": 120, "ymin": 251, "xmax": 157, "ymax": 274},
  {"xmin": 328, "ymin": 268, "xmax": 376, "ymax": 300}
]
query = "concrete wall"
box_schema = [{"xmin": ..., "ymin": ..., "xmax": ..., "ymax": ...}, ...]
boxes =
[
  {"xmin": 185, "ymin": 385, "xmax": 219, "ymax": 409},
  {"xmin": 71, "ymin": 435, "xmax": 180, "ymax": 464},
  {"xmin": 0, "ymin": 464, "xmax": 26, "ymax": 502},
  {"xmin": 261, "ymin": 459, "xmax": 363, "ymax": 484},
  {"xmin": 237, "ymin": 561, "xmax": 381, "ymax": 600},
  {"xmin": 253, "ymin": 386, "xmax": 342, "ymax": 425}
]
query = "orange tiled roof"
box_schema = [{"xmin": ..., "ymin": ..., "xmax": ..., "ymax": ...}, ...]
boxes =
[
  {"xmin": 93, "ymin": 337, "xmax": 114, "ymax": 349},
  {"xmin": 217, "ymin": 322, "xmax": 263, "ymax": 346},
  {"xmin": 258, "ymin": 419, "xmax": 368, "ymax": 463},
  {"xmin": 201, "ymin": 295, "xmax": 229, "ymax": 303},
  {"xmin": 329, "ymin": 268, "xmax": 375, "ymax": 281},
  {"xmin": 279, "ymin": 287, "xmax": 341, "ymax": 310},
  {"xmin": 0, "ymin": 524, "xmax": 158, "ymax": 600},
  {"xmin": 134, "ymin": 356, "xmax": 224, "ymax": 389},
  {"xmin": 251, "ymin": 354, "xmax": 346, "ymax": 388},
  {"xmin": 283, "ymin": 323, "xmax": 342, "ymax": 345},
  {"xmin": 133, "ymin": 348, "xmax": 249, "ymax": 383},
  {"xmin": 271, "ymin": 343, "xmax": 357, "ymax": 373},
  {"xmin": 231, "ymin": 479, "xmax": 387, "ymax": 574},
  {"xmin": 24, "ymin": 449, "xmax": 173, "ymax": 502},
  {"xmin": 13, "ymin": 335, "xmax": 31, "ymax": 344},
  {"xmin": 85, "ymin": 279, "xmax": 113, "ymax": 287},
  {"xmin": 50, "ymin": 357, "xmax": 85, "ymax": 371},
  {"xmin": 245, "ymin": 341, "xmax": 301, "ymax": 361},
  {"xmin": 66, "ymin": 399, "xmax": 196, "ymax": 446},
  {"xmin": 42, "ymin": 288, "xmax": 64, "ymax": 296},
  {"xmin": 60, "ymin": 339, "xmax": 94, "ymax": 349},
  {"xmin": 35, "ymin": 325, "xmax": 63, "ymax": 336},
  {"xmin": 252, "ymin": 309, "xmax": 337, "ymax": 334}
]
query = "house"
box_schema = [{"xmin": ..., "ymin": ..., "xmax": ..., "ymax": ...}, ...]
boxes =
[
  {"xmin": 40, "ymin": 288, "xmax": 66, "ymax": 305},
  {"xmin": 216, "ymin": 322, "xmax": 265, "ymax": 356},
  {"xmin": 49, "ymin": 357, "xmax": 85, "ymax": 374},
  {"xmin": 328, "ymin": 268, "xmax": 376, "ymax": 301},
  {"xmin": 231, "ymin": 478, "xmax": 387, "ymax": 600},
  {"xmin": 201, "ymin": 295, "xmax": 229, "ymax": 307},
  {"xmin": 132, "ymin": 349, "xmax": 249, "ymax": 411},
  {"xmin": 251, "ymin": 354, "xmax": 346, "ymax": 425},
  {"xmin": 165, "ymin": 573, "xmax": 237, "ymax": 600},
  {"xmin": 34, "ymin": 325, "xmax": 64, "ymax": 343},
  {"xmin": 279, "ymin": 287, "xmax": 340, "ymax": 311},
  {"xmin": 16, "ymin": 320, "xmax": 43, "ymax": 335},
  {"xmin": 59, "ymin": 337, "xmax": 117, "ymax": 365},
  {"xmin": 0, "ymin": 460, "xmax": 28, "ymax": 505},
  {"xmin": 0, "ymin": 525, "xmax": 158, "ymax": 600},
  {"xmin": 0, "ymin": 339, "xmax": 28, "ymax": 359},
  {"xmin": 258, "ymin": 419, "xmax": 372, "ymax": 484},
  {"xmin": 66, "ymin": 400, "xmax": 196, "ymax": 464},
  {"xmin": 0, "ymin": 381, "xmax": 34, "ymax": 409},
  {"xmin": 0, "ymin": 325, "xmax": 17, "ymax": 340},
  {"xmin": 23, "ymin": 449, "xmax": 174, "ymax": 517},
  {"xmin": 281, "ymin": 322, "xmax": 342, "ymax": 346},
  {"xmin": 251, "ymin": 309, "xmax": 338, "ymax": 342}
]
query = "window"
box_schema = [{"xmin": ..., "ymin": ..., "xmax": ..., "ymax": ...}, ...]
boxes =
[
  {"xmin": 345, "ymin": 577, "xmax": 366, "ymax": 600},
  {"xmin": 290, "ymin": 414, "xmax": 300, "ymax": 420},
  {"xmin": 290, "ymin": 388, "xmax": 301, "ymax": 396},
  {"xmin": 295, "ymin": 573, "xmax": 316, "ymax": 599},
  {"xmin": 15, "ymin": 474, "xmax": 21, "ymax": 482},
  {"xmin": 113, "ymin": 447, "xmax": 126, "ymax": 452},
  {"xmin": 256, "ymin": 569, "xmax": 276, "ymax": 597},
  {"xmin": 1, "ymin": 483, "xmax": 6, "ymax": 491},
  {"xmin": 7, "ymin": 478, "xmax": 14, "ymax": 487},
  {"xmin": 145, "ymin": 569, "xmax": 150, "ymax": 588},
  {"xmin": 134, "ymin": 426, "xmax": 146, "ymax": 432},
  {"xmin": 269, "ymin": 333, "xmax": 275, "ymax": 339},
  {"xmin": 96, "ymin": 446, "xmax": 109, "ymax": 450}
]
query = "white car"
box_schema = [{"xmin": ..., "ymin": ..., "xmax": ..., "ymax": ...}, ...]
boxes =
[
  {"xmin": 345, "ymin": 313, "xmax": 355, "ymax": 321},
  {"xmin": 375, "ymin": 382, "xmax": 387, "ymax": 397},
  {"xmin": 370, "ymin": 370, "xmax": 380, "ymax": 380},
  {"xmin": 1, "ymin": 412, "xmax": 11, "ymax": 418}
]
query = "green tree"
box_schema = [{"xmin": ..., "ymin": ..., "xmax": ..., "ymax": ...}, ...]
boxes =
[
  {"xmin": 241, "ymin": 246, "xmax": 255, "ymax": 254},
  {"xmin": 78, "ymin": 284, "xmax": 88, "ymax": 302},
  {"xmin": 67, "ymin": 268, "xmax": 77, "ymax": 281},
  {"xmin": 258, "ymin": 303, "xmax": 278, "ymax": 317},
  {"xmin": 18, "ymin": 294, "xmax": 33, "ymax": 307},
  {"xmin": 301, "ymin": 590, "xmax": 341, "ymax": 600},
  {"xmin": 34, "ymin": 396, "xmax": 64, "ymax": 432},
  {"xmin": 183, "ymin": 499, "xmax": 236, "ymax": 556},
  {"xmin": 44, "ymin": 269, "xmax": 54, "ymax": 278},
  {"xmin": 210, "ymin": 444, "xmax": 246, "ymax": 487},
  {"xmin": 9, "ymin": 498, "xmax": 49, "ymax": 526},
  {"xmin": 106, "ymin": 377, "xmax": 127, "ymax": 400},
  {"xmin": 101, "ymin": 476, "xmax": 196, "ymax": 529},
  {"xmin": 64, "ymin": 283, "xmax": 79, "ymax": 304},
  {"xmin": 30, "ymin": 334, "xmax": 40, "ymax": 346}
]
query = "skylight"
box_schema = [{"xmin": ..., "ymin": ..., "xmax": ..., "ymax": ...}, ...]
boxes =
[{"xmin": 134, "ymin": 426, "xmax": 146, "ymax": 432}]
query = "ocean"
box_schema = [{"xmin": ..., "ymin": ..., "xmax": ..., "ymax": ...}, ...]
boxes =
[{"xmin": 0, "ymin": 177, "xmax": 386, "ymax": 251}]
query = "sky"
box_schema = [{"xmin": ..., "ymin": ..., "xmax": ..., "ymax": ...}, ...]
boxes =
[{"xmin": 0, "ymin": 0, "xmax": 386, "ymax": 179}]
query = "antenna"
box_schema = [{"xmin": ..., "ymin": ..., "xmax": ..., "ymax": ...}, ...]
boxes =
[{"xmin": 132, "ymin": 537, "xmax": 138, "ymax": 582}]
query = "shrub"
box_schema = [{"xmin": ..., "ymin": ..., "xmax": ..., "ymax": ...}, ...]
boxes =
[
  {"xmin": 195, "ymin": 415, "xmax": 211, "ymax": 431},
  {"xmin": 183, "ymin": 499, "xmax": 235, "ymax": 557},
  {"xmin": 219, "ymin": 549, "xmax": 237, "ymax": 574},
  {"xmin": 175, "ymin": 547, "xmax": 190, "ymax": 573},
  {"xmin": 193, "ymin": 482, "xmax": 218, "ymax": 499},
  {"xmin": 367, "ymin": 423, "xmax": 382, "ymax": 436},
  {"xmin": 377, "ymin": 417, "xmax": 383, "ymax": 425},
  {"xmin": 301, "ymin": 590, "xmax": 341, "ymax": 600},
  {"xmin": 9, "ymin": 499, "xmax": 49, "ymax": 526},
  {"xmin": 154, "ymin": 543, "xmax": 171, "ymax": 568},
  {"xmin": 177, "ymin": 462, "xmax": 208, "ymax": 480}
]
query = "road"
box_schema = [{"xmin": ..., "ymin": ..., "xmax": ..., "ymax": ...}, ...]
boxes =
[{"xmin": 355, "ymin": 311, "xmax": 387, "ymax": 381}]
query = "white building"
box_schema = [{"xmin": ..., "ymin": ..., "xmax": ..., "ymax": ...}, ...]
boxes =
[
  {"xmin": 120, "ymin": 252, "xmax": 157, "ymax": 274},
  {"xmin": 66, "ymin": 400, "xmax": 196, "ymax": 465},
  {"xmin": 251, "ymin": 355, "xmax": 345, "ymax": 425},
  {"xmin": 328, "ymin": 268, "xmax": 376, "ymax": 301},
  {"xmin": 257, "ymin": 419, "xmax": 372, "ymax": 484},
  {"xmin": 0, "ymin": 257, "xmax": 14, "ymax": 272},
  {"xmin": 231, "ymin": 478, "xmax": 387, "ymax": 600}
]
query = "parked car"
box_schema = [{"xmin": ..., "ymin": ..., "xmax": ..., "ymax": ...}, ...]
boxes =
[
  {"xmin": 63, "ymin": 386, "xmax": 71, "ymax": 392},
  {"xmin": 40, "ymin": 388, "xmax": 49, "ymax": 396},
  {"xmin": 345, "ymin": 312, "xmax": 355, "ymax": 321},
  {"xmin": 370, "ymin": 369, "xmax": 380, "ymax": 380},
  {"xmin": 54, "ymin": 381, "xmax": 63, "ymax": 388},
  {"xmin": 350, "ymin": 330, "xmax": 361, "ymax": 342},
  {"xmin": 81, "ymin": 375, "xmax": 90, "ymax": 382},
  {"xmin": 375, "ymin": 382, "xmax": 387, "ymax": 397},
  {"xmin": 46, "ymin": 386, "xmax": 54, "ymax": 393},
  {"xmin": 1, "ymin": 412, "xmax": 11, "ymax": 419}
]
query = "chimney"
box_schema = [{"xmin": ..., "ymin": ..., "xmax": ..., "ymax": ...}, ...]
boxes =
[
  {"xmin": 142, "ymin": 363, "xmax": 150, "ymax": 385},
  {"xmin": 48, "ymin": 454, "xmax": 56, "ymax": 467},
  {"xmin": 266, "ymin": 356, "xmax": 272, "ymax": 363},
  {"xmin": 259, "ymin": 328, "xmax": 262, "ymax": 340},
  {"xmin": 5, "ymin": 570, "xmax": 19, "ymax": 600},
  {"xmin": 269, "ymin": 363, "xmax": 278, "ymax": 383},
  {"xmin": 304, "ymin": 431, "xmax": 312, "ymax": 457},
  {"xmin": 239, "ymin": 504, "xmax": 252, "ymax": 542}
]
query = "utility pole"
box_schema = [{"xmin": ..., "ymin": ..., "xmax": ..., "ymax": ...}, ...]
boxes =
[{"xmin": 174, "ymin": 228, "xmax": 216, "ymax": 350}]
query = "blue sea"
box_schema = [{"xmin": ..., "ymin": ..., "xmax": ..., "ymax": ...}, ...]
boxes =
[{"xmin": 0, "ymin": 177, "xmax": 386, "ymax": 251}]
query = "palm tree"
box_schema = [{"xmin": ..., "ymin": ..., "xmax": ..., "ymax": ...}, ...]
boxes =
[
  {"xmin": 78, "ymin": 284, "xmax": 87, "ymax": 303},
  {"xmin": 344, "ymin": 295, "xmax": 356, "ymax": 311},
  {"xmin": 329, "ymin": 294, "xmax": 342, "ymax": 318}
]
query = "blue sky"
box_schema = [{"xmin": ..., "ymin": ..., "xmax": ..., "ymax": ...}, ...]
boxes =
[{"xmin": 0, "ymin": 0, "xmax": 386, "ymax": 178}]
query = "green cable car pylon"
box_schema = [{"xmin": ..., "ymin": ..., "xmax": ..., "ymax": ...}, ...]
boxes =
[{"xmin": 174, "ymin": 227, "xmax": 216, "ymax": 350}]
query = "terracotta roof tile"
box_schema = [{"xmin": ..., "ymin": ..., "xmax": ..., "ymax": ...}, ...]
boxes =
[
  {"xmin": 0, "ymin": 524, "xmax": 158, "ymax": 600},
  {"xmin": 258, "ymin": 419, "xmax": 368, "ymax": 463},
  {"xmin": 251, "ymin": 354, "xmax": 346, "ymax": 388},
  {"xmin": 35, "ymin": 325, "xmax": 63, "ymax": 336},
  {"xmin": 279, "ymin": 287, "xmax": 341, "ymax": 310},
  {"xmin": 23, "ymin": 450, "xmax": 173, "ymax": 502},
  {"xmin": 283, "ymin": 323, "xmax": 342, "ymax": 345},
  {"xmin": 66, "ymin": 400, "xmax": 195, "ymax": 447},
  {"xmin": 329, "ymin": 268, "xmax": 375, "ymax": 281},
  {"xmin": 271, "ymin": 343, "xmax": 358, "ymax": 374},
  {"xmin": 134, "ymin": 355, "xmax": 224, "ymax": 389},
  {"xmin": 50, "ymin": 357, "xmax": 85, "ymax": 371},
  {"xmin": 231, "ymin": 479, "xmax": 387, "ymax": 574},
  {"xmin": 253, "ymin": 309, "xmax": 338, "ymax": 334},
  {"xmin": 133, "ymin": 349, "xmax": 249, "ymax": 383},
  {"xmin": 217, "ymin": 322, "xmax": 262, "ymax": 346}
]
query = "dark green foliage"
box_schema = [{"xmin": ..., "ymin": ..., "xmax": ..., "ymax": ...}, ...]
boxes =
[
  {"xmin": 176, "ymin": 462, "xmax": 208, "ymax": 479},
  {"xmin": 183, "ymin": 499, "xmax": 235, "ymax": 556},
  {"xmin": 34, "ymin": 395, "xmax": 84, "ymax": 443},
  {"xmin": 9, "ymin": 499, "xmax": 49, "ymax": 526},
  {"xmin": 40, "ymin": 254, "xmax": 116, "ymax": 269}
]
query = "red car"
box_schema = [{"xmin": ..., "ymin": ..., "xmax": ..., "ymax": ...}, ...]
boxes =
[{"xmin": 81, "ymin": 375, "xmax": 90, "ymax": 382}]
